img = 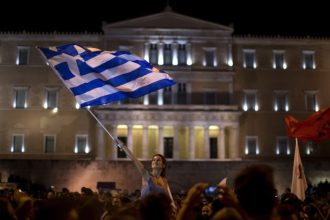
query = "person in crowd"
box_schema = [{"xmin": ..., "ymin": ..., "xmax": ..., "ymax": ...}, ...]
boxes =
[
  {"xmin": 233, "ymin": 164, "xmax": 277, "ymax": 220},
  {"xmin": 116, "ymin": 138, "xmax": 176, "ymax": 210}
]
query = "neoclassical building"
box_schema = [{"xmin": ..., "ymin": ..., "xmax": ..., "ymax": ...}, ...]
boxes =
[{"xmin": 0, "ymin": 8, "xmax": 329, "ymax": 192}]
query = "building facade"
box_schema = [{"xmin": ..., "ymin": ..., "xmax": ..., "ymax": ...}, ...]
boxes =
[{"xmin": 0, "ymin": 9, "xmax": 329, "ymax": 192}]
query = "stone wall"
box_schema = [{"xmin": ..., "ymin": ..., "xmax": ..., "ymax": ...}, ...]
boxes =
[{"xmin": 0, "ymin": 159, "xmax": 329, "ymax": 195}]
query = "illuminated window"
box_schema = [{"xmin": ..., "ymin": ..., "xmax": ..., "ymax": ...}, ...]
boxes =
[
  {"xmin": 243, "ymin": 49, "xmax": 256, "ymax": 69},
  {"xmin": 13, "ymin": 87, "xmax": 28, "ymax": 109},
  {"xmin": 245, "ymin": 136, "xmax": 258, "ymax": 155},
  {"xmin": 16, "ymin": 47, "xmax": 29, "ymax": 65},
  {"xmin": 273, "ymin": 50, "xmax": 286, "ymax": 69},
  {"xmin": 149, "ymin": 44, "xmax": 158, "ymax": 64},
  {"xmin": 276, "ymin": 137, "xmax": 290, "ymax": 155},
  {"xmin": 44, "ymin": 88, "xmax": 58, "ymax": 109},
  {"xmin": 75, "ymin": 135, "xmax": 89, "ymax": 154},
  {"xmin": 44, "ymin": 135, "xmax": 56, "ymax": 153},
  {"xmin": 243, "ymin": 90, "xmax": 258, "ymax": 111},
  {"xmin": 302, "ymin": 50, "xmax": 315, "ymax": 69},
  {"xmin": 164, "ymin": 44, "xmax": 172, "ymax": 65},
  {"xmin": 204, "ymin": 48, "xmax": 216, "ymax": 67},
  {"xmin": 305, "ymin": 91, "xmax": 318, "ymax": 111},
  {"xmin": 274, "ymin": 90, "xmax": 288, "ymax": 112},
  {"xmin": 178, "ymin": 44, "xmax": 187, "ymax": 65},
  {"xmin": 12, "ymin": 134, "xmax": 24, "ymax": 152}
]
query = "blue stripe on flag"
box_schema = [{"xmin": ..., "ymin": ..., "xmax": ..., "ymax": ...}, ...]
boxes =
[{"xmin": 37, "ymin": 43, "xmax": 176, "ymax": 108}]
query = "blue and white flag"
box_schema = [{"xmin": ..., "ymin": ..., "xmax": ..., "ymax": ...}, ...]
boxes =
[{"xmin": 37, "ymin": 44, "xmax": 176, "ymax": 108}]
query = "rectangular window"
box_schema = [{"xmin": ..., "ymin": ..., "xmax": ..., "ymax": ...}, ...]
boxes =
[
  {"xmin": 273, "ymin": 50, "xmax": 286, "ymax": 69},
  {"xmin": 277, "ymin": 137, "xmax": 289, "ymax": 155},
  {"xmin": 17, "ymin": 47, "xmax": 29, "ymax": 65},
  {"xmin": 163, "ymin": 86, "xmax": 172, "ymax": 104},
  {"xmin": 14, "ymin": 87, "xmax": 28, "ymax": 109},
  {"xmin": 149, "ymin": 44, "xmax": 158, "ymax": 64},
  {"xmin": 210, "ymin": 137, "xmax": 218, "ymax": 159},
  {"xmin": 12, "ymin": 134, "xmax": 24, "ymax": 152},
  {"xmin": 243, "ymin": 90, "xmax": 258, "ymax": 111},
  {"xmin": 75, "ymin": 135, "xmax": 88, "ymax": 154},
  {"xmin": 177, "ymin": 83, "xmax": 187, "ymax": 104},
  {"xmin": 302, "ymin": 50, "xmax": 315, "ymax": 69},
  {"xmin": 178, "ymin": 44, "xmax": 187, "ymax": 65},
  {"xmin": 245, "ymin": 136, "xmax": 258, "ymax": 155},
  {"xmin": 164, "ymin": 44, "xmax": 172, "ymax": 65},
  {"xmin": 204, "ymin": 49, "xmax": 215, "ymax": 67},
  {"xmin": 243, "ymin": 49, "xmax": 256, "ymax": 69},
  {"xmin": 45, "ymin": 88, "xmax": 58, "ymax": 109},
  {"xmin": 274, "ymin": 91, "xmax": 288, "ymax": 112},
  {"xmin": 164, "ymin": 137, "xmax": 173, "ymax": 158},
  {"xmin": 305, "ymin": 91, "xmax": 318, "ymax": 111},
  {"xmin": 44, "ymin": 135, "xmax": 55, "ymax": 153}
]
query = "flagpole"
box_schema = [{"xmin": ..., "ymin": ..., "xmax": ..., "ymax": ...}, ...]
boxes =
[{"xmin": 87, "ymin": 108, "xmax": 124, "ymax": 148}]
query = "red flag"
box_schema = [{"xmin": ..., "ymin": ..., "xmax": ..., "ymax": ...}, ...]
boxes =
[
  {"xmin": 284, "ymin": 107, "xmax": 330, "ymax": 142},
  {"xmin": 291, "ymin": 138, "xmax": 308, "ymax": 201}
]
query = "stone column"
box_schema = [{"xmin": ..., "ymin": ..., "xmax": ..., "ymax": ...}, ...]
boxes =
[
  {"xmin": 189, "ymin": 126, "xmax": 195, "ymax": 159},
  {"xmin": 229, "ymin": 126, "xmax": 240, "ymax": 159},
  {"xmin": 172, "ymin": 42, "xmax": 178, "ymax": 65},
  {"xmin": 158, "ymin": 42, "xmax": 164, "ymax": 65},
  {"xmin": 158, "ymin": 126, "xmax": 164, "ymax": 155},
  {"xmin": 142, "ymin": 126, "xmax": 149, "ymax": 159},
  {"xmin": 127, "ymin": 125, "xmax": 133, "ymax": 152},
  {"xmin": 204, "ymin": 126, "xmax": 210, "ymax": 159},
  {"xmin": 218, "ymin": 126, "xmax": 226, "ymax": 159},
  {"xmin": 96, "ymin": 124, "xmax": 105, "ymax": 160},
  {"xmin": 111, "ymin": 125, "xmax": 118, "ymax": 160},
  {"xmin": 173, "ymin": 126, "xmax": 180, "ymax": 159},
  {"xmin": 144, "ymin": 42, "xmax": 150, "ymax": 61}
]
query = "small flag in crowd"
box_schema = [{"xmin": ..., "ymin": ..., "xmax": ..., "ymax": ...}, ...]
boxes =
[
  {"xmin": 37, "ymin": 44, "xmax": 176, "ymax": 108},
  {"xmin": 291, "ymin": 138, "xmax": 308, "ymax": 201}
]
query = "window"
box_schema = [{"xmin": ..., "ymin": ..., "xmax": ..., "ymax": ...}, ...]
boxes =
[
  {"xmin": 204, "ymin": 91, "xmax": 217, "ymax": 105},
  {"xmin": 177, "ymin": 83, "xmax": 187, "ymax": 104},
  {"xmin": 16, "ymin": 47, "xmax": 29, "ymax": 65},
  {"xmin": 164, "ymin": 44, "xmax": 172, "ymax": 65},
  {"xmin": 12, "ymin": 134, "xmax": 24, "ymax": 152},
  {"xmin": 243, "ymin": 49, "xmax": 256, "ymax": 69},
  {"xmin": 305, "ymin": 91, "xmax": 318, "ymax": 111},
  {"xmin": 149, "ymin": 44, "xmax": 158, "ymax": 64},
  {"xmin": 44, "ymin": 135, "xmax": 56, "ymax": 153},
  {"xmin": 274, "ymin": 90, "xmax": 288, "ymax": 112},
  {"xmin": 164, "ymin": 137, "xmax": 173, "ymax": 158},
  {"xmin": 243, "ymin": 90, "xmax": 258, "ymax": 111},
  {"xmin": 44, "ymin": 88, "xmax": 58, "ymax": 109},
  {"xmin": 178, "ymin": 44, "xmax": 187, "ymax": 65},
  {"xmin": 273, "ymin": 50, "xmax": 286, "ymax": 69},
  {"xmin": 204, "ymin": 48, "xmax": 216, "ymax": 67},
  {"xmin": 245, "ymin": 136, "xmax": 258, "ymax": 155},
  {"xmin": 277, "ymin": 137, "xmax": 289, "ymax": 155},
  {"xmin": 163, "ymin": 87, "xmax": 172, "ymax": 104},
  {"xmin": 75, "ymin": 135, "xmax": 89, "ymax": 154},
  {"xmin": 13, "ymin": 87, "xmax": 28, "ymax": 109},
  {"xmin": 302, "ymin": 50, "xmax": 315, "ymax": 69},
  {"xmin": 210, "ymin": 137, "xmax": 218, "ymax": 159},
  {"xmin": 117, "ymin": 137, "xmax": 127, "ymax": 158}
]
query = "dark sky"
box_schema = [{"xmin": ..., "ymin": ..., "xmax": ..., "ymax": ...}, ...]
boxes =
[{"xmin": 1, "ymin": 0, "xmax": 329, "ymax": 37}]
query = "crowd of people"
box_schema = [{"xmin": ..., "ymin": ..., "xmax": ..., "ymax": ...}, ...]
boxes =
[{"xmin": 0, "ymin": 162, "xmax": 329, "ymax": 219}]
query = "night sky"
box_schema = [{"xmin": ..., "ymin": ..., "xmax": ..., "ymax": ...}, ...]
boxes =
[{"xmin": 1, "ymin": 0, "xmax": 329, "ymax": 37}]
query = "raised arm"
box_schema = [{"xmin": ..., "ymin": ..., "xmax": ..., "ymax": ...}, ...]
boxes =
[{"xmin": 115, "ymin": 138, "xmax": 150, "ymax": 181}]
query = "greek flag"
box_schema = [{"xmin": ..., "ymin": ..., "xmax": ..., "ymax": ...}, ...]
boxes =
[{"xmin": 37, "ymin": 44, "xmax": 176, "ymax": 108}]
